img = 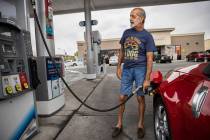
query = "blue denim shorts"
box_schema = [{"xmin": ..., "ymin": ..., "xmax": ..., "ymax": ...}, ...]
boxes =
[{"xmin": 120, "ymin": 66, "xmax": 146, "ymax": 96}]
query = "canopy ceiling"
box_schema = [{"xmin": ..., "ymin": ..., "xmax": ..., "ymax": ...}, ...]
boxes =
[{"xmin": 53, "ymin": 0, "xmax": 207, "ymax": 15}]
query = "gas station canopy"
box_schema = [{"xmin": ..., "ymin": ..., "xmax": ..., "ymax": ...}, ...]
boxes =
[{"xmin": 53, "ymin": 0, "xmax": 207, "ymax": 14}]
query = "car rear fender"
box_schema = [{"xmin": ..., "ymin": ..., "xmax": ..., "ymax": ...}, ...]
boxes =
[{"xmin": 153, "ymin": 83, "xmax": 187, "ymax": 140}]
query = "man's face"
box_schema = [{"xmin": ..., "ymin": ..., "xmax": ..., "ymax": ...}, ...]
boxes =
[{"xmin": 130, "ymin": 10, "xmax": 142, "ymax": 28}]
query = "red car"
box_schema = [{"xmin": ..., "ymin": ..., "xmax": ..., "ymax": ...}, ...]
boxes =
[
  {"xmin": 150, "ymin": 62, "xmax": 210, "ymax": 140},
  {"xmin": 186, "ymin": 52, "xmax": 206, "ymax": 62},
  {"xmin": 205, "ymin": 50, "xmax": 210, "ymax": 61}
]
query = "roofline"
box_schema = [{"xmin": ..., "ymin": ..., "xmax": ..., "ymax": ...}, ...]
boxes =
[
  {"xmin": 77, "ymin": 28, "xmax": 176, "ymax": 43},
  {"xmin": 147, "ymin": 28, "xmax": 175, "ymax": 32},
  {"xmin": 171, "ymin": 32, "xmax": 205, "ymax": 37},
  {"xmin": 102, "ymin": 38, "xmax": 120, "ymax": 41},
  {"xmin": 77, "ymin": 31, "xmax": 206, "ymax": 43},
  {"xmin": 77, "ymin": 38, "xmax": 120, "ymax": 43}
]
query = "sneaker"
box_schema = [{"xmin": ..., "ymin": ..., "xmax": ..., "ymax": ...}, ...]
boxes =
[
  {"xmin": 137, "ymin": 128, "xmax": 145, "ymax": 138},
  {"xmin": 112, "ymin": 127, "xmax": 122, "ymax": 137}
]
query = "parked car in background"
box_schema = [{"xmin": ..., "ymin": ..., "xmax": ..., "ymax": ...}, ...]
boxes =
[
  {"xmin": 155, "ymin": 54, "xmax": 172, "ymax": 63},
  {"xmin": 186, "ymin": 51, "xmax": 206, "ymax": 62},
  {"xmin": 150, "ymin": 62, "xmax": 210, "ymax": 140},
  {"xmin": 206, "ymin": 49, "xmax": 210, "ymax": 54},
  {"xmin": 64, "ymin": 60, "xmax": 83, "ymax": 68},
  {"xmin": 205, "ymin": 50, "xmax": 210, "ymax": 61},
  {"xmin": 64, "ymin": 60, "xmax": 72, "ymax": 68},
  {"xmin": 71, "ymin": 60, "xmax": 83, "ymax": 66},
  {"xmin": 109, "ymin": 55, "xmax": 118, "ymax": 66}
]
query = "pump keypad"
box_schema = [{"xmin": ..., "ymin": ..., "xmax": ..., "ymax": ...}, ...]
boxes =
[
  {"xmin": 5, "ymin": 86, "xmax": 13, "ymax": 95},
  {"xmin": 15, "ymin": 84, "xmax": 22, "ymax": 92}
]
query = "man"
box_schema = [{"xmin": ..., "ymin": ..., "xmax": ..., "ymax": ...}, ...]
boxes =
[{"xmin": 112, "ymin": 7, "xmax": 157, "ymax": 138}]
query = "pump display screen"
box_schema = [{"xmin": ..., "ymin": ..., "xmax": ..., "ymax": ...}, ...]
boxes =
[
  {"xmin": 0, "ymin": 26, "xmax": 16, "ymax": 55},
  {"xmin": 0, "ymin": 26, "xmax": 13, "ymax": 38},
  {"xmin": 46, "ymin": 58, "xmax": 62, "ymax": 80},
  {"xmin": 0, "ymin": 32, "xmax": 11, "ymax": 37}
]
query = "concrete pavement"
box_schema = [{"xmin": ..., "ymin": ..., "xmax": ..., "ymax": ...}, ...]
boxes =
[
  {"xmin": 57, "ymin": 73, "xmax": 155, "ymax": 140},
  {"xmin": 32, "ymin": 75, "xmax": 105, "ymax": 140},
  {"xmin": 32, "ymin": 73, "xmax": 155, "ymax": 140}
]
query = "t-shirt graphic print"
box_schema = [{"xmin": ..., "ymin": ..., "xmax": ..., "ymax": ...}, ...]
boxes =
[{"xmin": 124, "ymin": 36, "xmax": 142, "ymax": 60}]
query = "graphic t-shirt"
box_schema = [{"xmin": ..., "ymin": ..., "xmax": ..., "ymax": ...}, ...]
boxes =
[{"xmin": 120, "ymin": 28, "xmax": 157, "ymax": 68}]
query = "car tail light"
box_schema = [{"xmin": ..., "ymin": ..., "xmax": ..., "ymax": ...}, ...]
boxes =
[{"xmin": 150, "ymin": 71, "xmax": 163, "ymax": 84}]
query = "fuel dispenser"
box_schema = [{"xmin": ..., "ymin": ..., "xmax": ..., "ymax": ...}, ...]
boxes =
[
  {"xmin": 32, "ymin": 0, "xmax": 65, "ymax": 116},
  {"xmin": 92, "ymin": 31, "xmax": 104, "ymax": 75},
  {"xmin": 0, "ymin": 6, "xmax": 38, "ymax": 140},
  {"xmin": 35, "ymin": 56, "xmax": 65, "ymax": 116}
]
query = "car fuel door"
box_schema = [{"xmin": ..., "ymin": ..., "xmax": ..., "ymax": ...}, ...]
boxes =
[{"xmin": 191, "ymin": 80, "xmax": 210, "ymax": 139}]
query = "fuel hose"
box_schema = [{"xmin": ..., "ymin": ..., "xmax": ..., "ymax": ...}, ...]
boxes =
[{"xmin": 31, "ymin": 1, "xmax": 143, "ymax": 112}]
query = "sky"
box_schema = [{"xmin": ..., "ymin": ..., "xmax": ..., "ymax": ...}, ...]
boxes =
[{"xmin": 30, "ymin": 1, "xmax": 210, "ymax": 56}]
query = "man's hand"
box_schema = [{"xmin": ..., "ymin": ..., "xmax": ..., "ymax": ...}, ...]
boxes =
[
  {"xmin": 116, "ymin": 48, "xmax": 124, "ymax": 80},
  {"xmin": 143, "ymin": 80, "xmax": 150, "ymax": 92},
  {"xmin": 116, "ymin": 66, "xmax": 122, "ymax": 80},
  {"xmin": 144, "ymin": 52, "xmax": 153, "ymax": 92}
]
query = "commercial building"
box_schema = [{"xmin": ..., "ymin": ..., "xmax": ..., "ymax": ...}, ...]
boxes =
[
  {"xmin": 171, "ymin": 32, "xmax": 205, "ymax": 59},
  {"xmin": 205, "ymin": 39, "xmax": 210, "ymax": 50},
  {"xmin": 77, "ymin": 28, "xmax": 205, "ymax": 62}
]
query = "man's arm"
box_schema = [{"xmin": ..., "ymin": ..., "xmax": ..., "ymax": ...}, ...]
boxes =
[
  {"xmin": 116, "ymin": 48, "xmax": 124, "ymax": 80},
  {"xmin": 143, "ymin": 52, "xmax": 154, "ymax": 90}
]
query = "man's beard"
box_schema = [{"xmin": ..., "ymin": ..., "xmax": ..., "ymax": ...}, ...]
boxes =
[{"xmin": 130, "ymin": 18, "xmax": 141, "ymax": 28}]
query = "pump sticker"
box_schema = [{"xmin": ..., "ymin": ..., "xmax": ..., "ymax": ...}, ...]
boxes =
[{"xmin": 45, "ymin": 0, "xmax": 54, "ymax": 39}]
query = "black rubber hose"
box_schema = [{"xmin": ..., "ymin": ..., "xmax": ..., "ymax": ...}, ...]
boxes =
[{"xmin": 32, "ymin": 7, "xmax": 141, "ymax": 112}]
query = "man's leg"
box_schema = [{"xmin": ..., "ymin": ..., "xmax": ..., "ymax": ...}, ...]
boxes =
[
  {"xmin": 134, "ymin": 67, "xmax": 146, "ymax": 138},
  {"xmin": 112, "ymin": 95, "xmax": 127, "ymax": 137},
  {"xmin": 112, "ymin": 67, "xmax": 132, "ymax": 137},
  {"xmin": 137, "ymin": 96, "xmax": 145, "ymax": 128},
  {"xmin": 116, "ymin": 95, "xmax": 127, "ymax": 128},
  {"xmin": 134, "ymin": 67, "xmax": 146, "ymax": 128}
]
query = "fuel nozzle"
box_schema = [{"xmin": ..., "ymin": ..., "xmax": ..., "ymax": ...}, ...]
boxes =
[
  {"xmin": 144, "ymin": 86, "xmax": 155, "ymax": 96},
  {"xmin": 133, "ymin": 85, "xmax": 155, "ymax": 96}
]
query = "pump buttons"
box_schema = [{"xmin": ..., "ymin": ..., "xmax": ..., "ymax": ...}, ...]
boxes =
[
  {"xmin": 19, "ymin": 72, "xmax": 29, "ymax": 89},
  {"xmin": 15, "ymin": 84, "xmax": 22, "ymax": 92},
  {"xmin": 5, "ymin": 86, "xmax": 13, "ymax": 95},
  {"xmin": 23, "ymin": 83, "xmax": 29, "ymax": 89}
]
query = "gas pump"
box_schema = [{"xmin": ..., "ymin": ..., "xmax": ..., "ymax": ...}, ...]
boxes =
[
  {"xmin": 35, "ymin": 56, "xmax": 65, "ymax": 116},
  {"xmin": 0, "ymin": 1, "xmax": 38, "ymax": 139},
  {"xmin": 92, "ymin": 31, "xmax": 104, "ymax": 75},
  {"xmin": 32, "ymin": 0, "xmax": 65, "ymax": 116}
]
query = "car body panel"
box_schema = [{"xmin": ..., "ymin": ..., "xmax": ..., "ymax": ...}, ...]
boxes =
[{"xmin": 154, "ymin": 63, "xmax": 210, "ymax": 140}]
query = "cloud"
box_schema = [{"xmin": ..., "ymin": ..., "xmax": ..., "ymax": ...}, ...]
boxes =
[{"xmin": 144, "ymin": 1, "xmax": 210, "ymax": 37}]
